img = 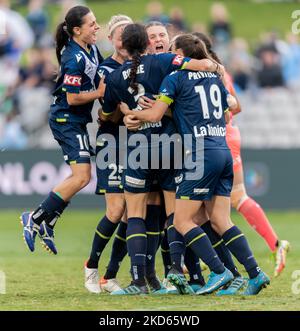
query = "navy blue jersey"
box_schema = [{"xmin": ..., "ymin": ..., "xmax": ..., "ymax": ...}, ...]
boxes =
[
  {"xmin": 102, "ymin": 53, "xmax": 190, "ymax": 138},
  {"xmin": 50, "ymin": 39, "xmax": 103, "ymax": 124},
  {"xmin": 158, "ymin": 70, "xmax": 229, "ymax": 150}
]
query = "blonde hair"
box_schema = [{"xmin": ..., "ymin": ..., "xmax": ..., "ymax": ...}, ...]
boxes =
[{"xmin": 108, "ymin": 14, "xmax": 133, "ymax": 36}]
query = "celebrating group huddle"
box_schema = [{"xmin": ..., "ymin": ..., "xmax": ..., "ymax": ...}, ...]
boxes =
[{"xmin": 21, "ymin": 5, "xmax": 290, "ymax": 298}]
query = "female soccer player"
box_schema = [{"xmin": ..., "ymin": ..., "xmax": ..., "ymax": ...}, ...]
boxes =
[
  {"xmin": 101, "ymin": 24, "xmax": 224, "ymax": 295},
  {"xmin": 21, "ymin": 5, "xmax": 104, "ymax": 255},
  {"xmin": 121, "ymin": 33, "xmax": 270, "ymax": 296},
  {"xmin": 84, "ymin": 14, "xmax": 133, "ymax": 294},
  {"xmin": 193, "ymin": 32, "xmax": 290, "ymax": 278}
]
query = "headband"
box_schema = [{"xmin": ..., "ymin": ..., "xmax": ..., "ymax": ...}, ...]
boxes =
[{"xmin": 109, "ymin": 20, "xmax": 132, "ymax": 35}]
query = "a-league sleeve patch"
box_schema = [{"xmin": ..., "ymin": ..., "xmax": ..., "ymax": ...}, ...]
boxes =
[
  {"xmin": 63, "ymin": 74, "xmax": 82, "ymax": 86},
  {"xmin": 172, "ymin": 55, "xmax": 184, "ymax": 66}
]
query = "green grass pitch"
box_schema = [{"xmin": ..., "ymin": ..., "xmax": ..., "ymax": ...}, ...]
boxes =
[{"xmin": 0, "ymin": 210, "xmax": 299, "ymax": 311}]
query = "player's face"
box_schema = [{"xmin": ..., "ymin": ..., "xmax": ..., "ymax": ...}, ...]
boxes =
[
  {"xmin": 109, "ymin": 25, "xmax": 128, "ymax": 59},
  {"xmin": 146, "ymin": 25, "xmax": 170, "ymax": 54},
  {"xmin": 77, "ymin": 12, "xmax": 100, "ymax": 45}
]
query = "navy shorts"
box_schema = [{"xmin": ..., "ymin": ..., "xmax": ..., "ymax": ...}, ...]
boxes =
[
  {"xmin": 49, "ymin": 119, "xmax": 94, "ymax": 165},
  {"xmin": 176, "ymin": 149, "xmax": 233, "ymax": 201},
  {"xmin": 95, "ymin": 122, "xmax": 124, "ymax": 195},
  {"xmin": 122, "ymin": 142, "xmax": 179, "ymax": 193}
]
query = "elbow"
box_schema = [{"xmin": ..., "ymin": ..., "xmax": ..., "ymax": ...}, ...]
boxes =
[{"xmin": 67, "ymin": 94, "xmax": 79, "ymax": 106}]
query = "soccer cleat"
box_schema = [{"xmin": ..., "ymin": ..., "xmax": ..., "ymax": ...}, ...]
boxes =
[
  {"xmin": 216, "ymin": 276, "xmax": 246, "ymax": 296},
  {"xmin": 162, "ymin": 278, "xmax": 178, "ymax": 294},
  {"xmin": 242, "ymin": 271, "xmax": 270, "ymax": 295},
  {"xmin": 38, "ymin": 221, "xmax": 57, "ymax": 255},
  {"xmin": 188, "ymin": 281, "xmax": 204, "ymax": 293},
  {"xmin": 274, "ymin": 240, "xmax": 290, "ymax": 277},
  {"xmin": 84, "ymin": 264, "xmax": 101, "ymax": 294},
  {"xmin": 20, "ymin": 212, "xmax": 39, "ymax": 252},
  {"xmin": 99, "ymin": 276, "xmax": 122, "ymax": 293},
  {"xmin": 111, "ymin": 282, "xmax": 149, "ymax": 295},
  {"xmin": 167, "ymin": 267, "xmax": 195, "ymax": 295},
  {"xmin": 196, "ymin": 268, "xmax": 234, "ymax": 295},
  {"xmin": 146, "ymin": 275, "xmax": 168, "ymax": 294}
]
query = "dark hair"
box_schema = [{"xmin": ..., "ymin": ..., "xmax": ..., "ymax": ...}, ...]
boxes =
[
  {"xmin": 122, "ymin": 23, "xmax": 149, "ymax": 95},
  {"xmin": 55, "ymin": 6, "xmax": 91, "ymax": 64},
  {"xmin": 192, "ymin": 32, "xmax": 222, "ymax": 64},
  {"xmin": 174, "ymin": 33, "xmax": 212, "ymax": 60}
]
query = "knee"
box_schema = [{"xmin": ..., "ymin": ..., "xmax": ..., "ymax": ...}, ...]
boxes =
[
  {"xmin": 173, "ymin": 215, "xmax": 184, "ymax": 235},
  {"xmin": 106, "ymin": 202, "xmax": 125, "ymax": 222},
  {"xmin": 76, "ymin": 172, "xmax": 91, "ymax": 189}
]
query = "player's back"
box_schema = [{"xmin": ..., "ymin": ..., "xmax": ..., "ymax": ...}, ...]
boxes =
[{"xmin": 163, "ymin": 70, "xmax": 229, "ymax": 150}]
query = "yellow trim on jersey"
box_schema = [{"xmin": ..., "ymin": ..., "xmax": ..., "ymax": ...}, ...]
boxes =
[
  {"xmin": 99, "ymin": 189, "xmax": 106, "ymax": 194},
  {"xmin": 212, "ymin": 239, "xmax": 223, "ymax": 248},
  {"xmin": 161, "ymin": 248, "xmax": 170, "ymax": 253},
  {"xmin": 180, "ymin": 196, "xmax": 190, "ymax": 200},
  {"xmin": 62, "ymin": 88, "xmax": 67, "ymax": 92},
  {"xmin": 56, "ymin": 118, "xmax": 67, "ymax": 123},
  {"xmin": 102, "ymin": 111, "xmax": 113, "ymax": 116},
  {"xmin": 181, "ymin": 61, "xmax": 189, "ymax": 70},
  {"xmin": 119, "ymin": 184, "xmax": 123, "ymax": 189},
  {"xmin": 69, "ymin": 161, "xmax": 77, "ymax": 165},
  {"xmin": 96, "ymin": 229, "xmax": 111, "ymax": 240},
  {"xmin": 158, "ymin": 95, "xmax": 174, "ymax": 106},
  {"xmin": 225, "ymin": 234, "xmax": 244, "ymax": 246},
  {"xmin": 186, "ymin": 233, "xmax": 206, "ymax": 247},
  {"xmin": 115, "ymin": 234, "xmax": 126, "ymax": 242},
  {"xmin": 127, "ymin": 233, "xmax": 147, "ymax": 241},
  {"xmin": 146, "ymin": 231, "xmax": 161, "ymax": 236},
  {"xmin": 167, "ymin": 225, "xmax": 174, "ymax": 231},
  {"xmin": 224, "ymin": 108, "xmax": 229, "ymax": 113}
]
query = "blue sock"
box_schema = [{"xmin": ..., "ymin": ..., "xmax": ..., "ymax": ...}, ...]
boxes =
[
  {"xmin": 184, "ymin": 246, "xmax": 205, "ymax": 285},
  {"xmin": 87, "ymin": 215, "xmax": 118, "ymax": 269},
  {"xmin": 222, "ymin": 225, "xmax": 259, "ymax": 279},
  {"xmin": 201, "ymin": 221, "xmax": 240, "ymax": 277},
  {"xmin": 160, "ymin": 229, "xmax": 172, "ymax": 278},
  {"xmin": 126, "ymin": 217, "xmax": 147, "ymax": 285},
  {"xmin": 104, "ymin": 221, "xmax": 128, "ymax": 279},
  {"xmin": 167, "ymin": 214, "xmax": 185, "ymax": 272},
  {"xmin": 184, "ymin": 227, "xmax": 225, "ymax": 274},
  {"xmin": 145, "ymin": 205, "xmax": 161, "ymax": 277},
  {"xmin": 32, "ymin": 191, "xmax": 68, "ymax": 227}
]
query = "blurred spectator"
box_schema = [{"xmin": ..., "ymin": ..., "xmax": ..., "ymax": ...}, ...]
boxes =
[
  {"xmin": 209, "ymin": 2, "xmax": 232, "ymax": 64},
  {"xmin": 18, "ymin": 46, "xmax": 56, "ymax": 90},
  {"xmin": 229, "ymin": 38, "xmax": 253, "ymax": 91},
  {"xmin": 281, "ymin": 33, "xmax": 300, "ymax": 89},
  {"xmin": 191, "ymin": 22, "xmax": 208, "ymax": 35},
  {"xmin": 0, "ymin": 0, "xmax": 34, "ymax": 87},
  {"xmin": 144, "ymin": 1, "xmax": 170, "ymax": 25},
  {"xmin": 26, "ymin": 0, "xmax": 49, "ymax": 45},
  {"xmin": 256, "ymin": 48, "xmax": 284, "ymax": 88},
  {"xmin": 255, "ymin": 32, "xmax": 285, "ymax": 88},
  {"xmin": 209, "ymin": 2, "xmax": 232, "ymax": 44},
  {"xmin": 168, "ymin": 6, "xmax": 188, "ymax": 34},
  {"xmin": 0, "ymin": 110, "xmax": 28, "ymax": 150}
]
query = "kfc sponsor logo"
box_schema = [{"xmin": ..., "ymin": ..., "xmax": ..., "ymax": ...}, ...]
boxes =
[
  {"xmin": 172, "ymin": 55, "xmax": 184, "ymax": 66},
  {"xmin": 64, "ymin": 75, "xmax": 82, "ymax": 86}
]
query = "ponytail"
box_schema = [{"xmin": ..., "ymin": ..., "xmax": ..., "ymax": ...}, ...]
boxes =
[
  {"xmin": 129, "ymin": 51, "xmax": 141, "ymax": 95},
  {"xmin": 55, "ymin": 22, "xmax": 70, "ymax": 64}
]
